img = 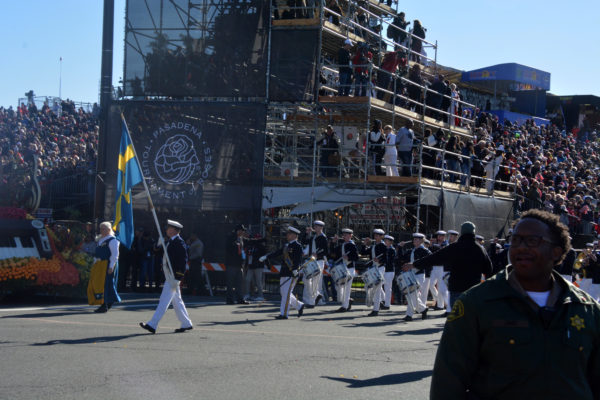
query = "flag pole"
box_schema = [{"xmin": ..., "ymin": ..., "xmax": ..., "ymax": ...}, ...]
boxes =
[{"xmin": 120, "ymin": 114, "xmax": 175, "ymax": 281}]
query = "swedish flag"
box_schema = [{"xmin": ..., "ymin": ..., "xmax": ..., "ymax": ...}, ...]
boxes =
[{"xmin": 112, "ymin": 117, "xmax": 143, "ymax": 248}]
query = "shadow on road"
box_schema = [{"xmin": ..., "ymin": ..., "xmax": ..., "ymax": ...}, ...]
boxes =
[
  {"xmin": 386, "ymin": 325, "xmax": 445, "ymax": 336},
  {"xmin": 322, "ymin": 370, "xmax": 432, "ymax": 387},
  {"xmin": 31, "ymin": 332, "xmax": 146, "ymax": 346},
  {"xmin": 197, "ymin": 318, "xmax": 275, "ymax": 326},
  {"xmin": 1, "ymin": 310, "xmax": 94, "ymax": 319}
]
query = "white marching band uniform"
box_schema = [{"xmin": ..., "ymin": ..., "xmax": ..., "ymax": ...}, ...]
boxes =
[
  {"xmin": 429, "ymin": 232, "xmax": 449, "ymax": 311},
  {"xmin": 406, "ymin": 241, "xmax": 429, "ymax": 318},
  {"xmin": 302, "ymin": 224, "xmax": 327, "ymax": 307},
  {"xmin": 337, "ymin": 238, "xmax": 357, "ymax": 311}
]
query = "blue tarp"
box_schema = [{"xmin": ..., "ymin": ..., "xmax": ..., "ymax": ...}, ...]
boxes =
[
  {"xmin": 462, "ymin": 63, "xmax": 551, "ymax": 91},
  {"xmin": 487, "ymin": 109, "xmax": 550, "ymax": 127}
]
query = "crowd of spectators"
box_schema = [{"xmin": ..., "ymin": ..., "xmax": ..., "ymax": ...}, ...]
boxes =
[{"xmin": 0, "ymin": 100, "xmax": 99, "ymax": 207}]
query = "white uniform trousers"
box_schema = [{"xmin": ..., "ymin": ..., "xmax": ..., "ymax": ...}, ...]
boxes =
[
  {"xmin": 590, "ymin": 283, "xmax": 600, "ymax": 302},
  {"xmin": 437, "ymin": 272, "xmax": 452, "ymax": 312},
  {"xmin": 337, "ymin": 267, "xmax": 355, "ymax": 309},
  {"xmin": 147, "ymin": 282, "xmax": 192, "ymax": 330},
  {"xmin": 418, "ymin": 273, "xmax": 431, "ymax": 307},
  {"xmin": 383, "ymin": 271, "xmax": 395, "ymax": 307},
  {"xmin": 430, "ymin": 266, "xmax": 447, "ymax": 308},
  {"xmin": 280, "ymin": 277, "xmax": 303, "ymax": 317},
  {"xmin": 579, "ymin": 278, "xmax": 593, "ymax": 295},
  {"xmin": 371, "ymin": 266, "xmax": 385, "ymax": 311},
  {"xmin": 303, "ymin": 259, "xmax": 324, "ymax": 305},
  {"xmin": 384, "ymin": 153, "xmax": 399, "ymax": 176},
  {"xmin": 405, "ymin": 281, "xmax": 427, "ymax": 317}
]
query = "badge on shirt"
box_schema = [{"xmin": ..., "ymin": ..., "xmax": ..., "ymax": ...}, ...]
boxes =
[
  {"xmin": 447, "ymin": 299, "xmax": 465, "ymax": 322},
  {"xmin": 570, "ymin": 314, "xmax": 585, "ymax": 331}
]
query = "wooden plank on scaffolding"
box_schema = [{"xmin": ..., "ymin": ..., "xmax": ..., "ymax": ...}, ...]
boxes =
[
  {"xmin": 367, "ymin": 175, "xmax": 419, "ymax": 184},
  {"xmin": 272, "ymin": 17, "xmax": 320, "ymax": 27}
]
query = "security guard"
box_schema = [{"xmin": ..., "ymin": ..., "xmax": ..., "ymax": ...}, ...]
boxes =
[
  {"xmin": 261, "ymin": 226, "xmax": 305, "ymax": 319},
  {"xmin": 302, "ymin": 220, "xmax": 328, "ymax": 308},
  {"xmin": 431, "ymin": 209, "xmax": 600, "ymax": 399},
  {"xmin": 140, "ymin": 220, "xmax": 193, "ymax": 334}
]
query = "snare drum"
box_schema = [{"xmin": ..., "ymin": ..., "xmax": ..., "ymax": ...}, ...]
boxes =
[
  {"xmin": 301, "ymin": 258, "xmax": 321, "ymax": 279},
  {"xmin": 330, "ymin": 263, "xmax": 351, "ymax": 285},
  {"xmin": 362, "ymin": 267, "xmax": 384, "ymax": 289},
  {"xmin": 395, "ymin": 270, "xmax": 419, "ymax": 294}
]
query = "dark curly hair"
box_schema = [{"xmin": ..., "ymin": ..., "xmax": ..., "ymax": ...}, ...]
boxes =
[{"xmin": 512, "ymin": 209, "xmax": 571, "ymax": 264}]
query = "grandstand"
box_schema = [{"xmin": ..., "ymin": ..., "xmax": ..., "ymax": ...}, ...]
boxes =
[{"xmin": 2, "ymin": 0, "xmax": 599, "ymax": 259}]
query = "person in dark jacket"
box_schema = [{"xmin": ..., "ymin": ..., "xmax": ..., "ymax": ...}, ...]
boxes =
[
  {"xmin": 261, "ymin": 226, "xmax": 305, "ymax": 319},
  {"xmin": 337, "ymin": 39, "xmax": 353, "ymax": 96},
  {"xmin": 140, "ymin": 220, "xmax": 193, "ymax": 334},
  {"xmin": 225, "ymin": 224, "xmax": 250, "ymax": 305},
  {"xmin": 404, "ymin": 221, "xmax": 492, "ymax": 309},
  {"xmin": 554, "ymin": 245, "xmax": 576, "ymax": 282}
]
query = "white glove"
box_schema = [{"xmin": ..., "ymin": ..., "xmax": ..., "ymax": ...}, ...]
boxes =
[
  {"xmin": 168, "ymin": 278, "xmax": 179, "ymax": 291},
  {"xmin": 259, "ymin": 255, "xmax": 267, "ymax": 262},
  {"xmin": 292, "ymin": 269, "xmax": 299, "ymax": 277}
]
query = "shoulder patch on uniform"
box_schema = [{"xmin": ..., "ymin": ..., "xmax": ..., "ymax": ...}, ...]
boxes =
[{"xmin": 447, "ymin": 299, "xmax": 465, "ymax": 322}]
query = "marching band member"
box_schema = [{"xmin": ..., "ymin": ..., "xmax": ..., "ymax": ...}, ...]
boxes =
[
  {"xmin": 578, "ymin": 243, "xmax": 595, "ymax": 295},
  {"xmin": 334, "ymin": 228, "xmax": 358, "ymax": 312},
  {"xmin": 437, "ymin": 229, "xmax": 459, "ymax": 315},
  {"xmin": 401, "ymin": 233, "xmax": 430, "ymax": 321},
  {"xmin": 429, "ymin": 230, "xmax": 448, "ymax": 311},
  {"xmin": 381, "ymin": 235, "xmax": 396, "ymax": 310},
  {"xmin": 362, "ymin": 228, "xmax": 387, "ymax": 316},
  {"xmin": 302, "ymin": 220, "xmax": 327, "ymax": 308},
  {"xmin": 140, "ymin": 220, "xmax": 193, "ymax": 334},
  {"xmin": 261, "ymin": 227, "xmax": 305, "ymax": 319}
]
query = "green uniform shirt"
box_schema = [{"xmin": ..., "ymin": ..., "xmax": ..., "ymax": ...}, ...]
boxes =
[{"xmin": 431, "ymin": 267, "xmax": 600, "ymax": 400}]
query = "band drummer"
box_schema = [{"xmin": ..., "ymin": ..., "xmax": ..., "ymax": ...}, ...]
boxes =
[
  {"xmin": 362, "ymin": 228, "xmax": 387, "ymax": 316},
  {"xmin": 261, "ymin": 226, "xmax": 305, "ymax": 319},
  {"xmin": 401, "ymin": 233, "xmax": 430, "ymax": 321},
  {"xmin": 302, "ymin": 220, "xmax": 327, "ymax": 308},
  {"xmin": 333, "ymin": 228, "xmax": 358, "ymax": 313},
  {"xmin": 381, "ymin": 234, "xmax": 396, "ymax": 311},
  {"xmin": 429, "ymin": 230, "xmax": 448, "ymax": 311}
]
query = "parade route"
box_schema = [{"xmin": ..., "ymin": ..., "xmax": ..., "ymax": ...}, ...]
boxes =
[{"xmin": 0, "ymin": 294, "xmax": 444, "ymax": 400}]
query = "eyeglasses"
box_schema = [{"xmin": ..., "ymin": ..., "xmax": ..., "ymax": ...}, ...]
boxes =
[{"xmin": 509, "ymin": 234, "xmax": 556, "ymax": 248}]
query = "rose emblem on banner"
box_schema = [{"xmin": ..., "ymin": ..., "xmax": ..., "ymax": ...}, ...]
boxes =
[{"xmin": 154, "ymin": 134, "xmax": 200, "ymax": 185}]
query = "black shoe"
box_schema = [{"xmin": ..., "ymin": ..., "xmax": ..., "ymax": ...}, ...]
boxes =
[
  {"xmin": 305, "ymin": 304, "xmax": 315, "ymax": 309},
  {"xmin": 442, "ymin": 312, "xmax": 449, "ymax": 318},
  {"xmin": 315, "ymin": 294, "xmax": 323, "ymax": 305},
  {"xmin": 298, "ymin": 305, "xmax": 305, "ymax": 318},
  {"xmin": 368, "ymin": 310, "xmax": 379, "ymax": 317},
  {"xmin": 432, "ymin": 306, "xmax": 445, "ymax": 311},
  {"xmin": 106, "ymin": 303, "xmax": 113, "ymax": 310},
  {"xmin": 334, "ymin": 307, "xmax": 347, "ymax": 313},
  {"xmin": 380, "ymin": 305, "xmax": 390, "ymax": 310},
  {"xmin": 275, "ymin": 315, "xmax": 288, "ymax": 320},
  {"xmin": 174, "ymin": 326, "xmax": 193, "ymax": 333},
  {"xmin": 421, "ymin": 310, "xmax": 428, "ymax": 320},
  {"xmin": 403, "ymin": 315, "xmax": 413, "ymax": 321},
  {"xmin": 237, "ymin": 299, "xmax": 250, "ymax": 305},
  {"xmin": 347, "ymin": 298, "xmax": 354, "ymax": 311},
  {"xmin": 94, "ymin": 304, "xmax": 107, "ymax": 313},
  {"xmin": 139, "ymin": 322, "xmax": 156, "ymax": 334}
]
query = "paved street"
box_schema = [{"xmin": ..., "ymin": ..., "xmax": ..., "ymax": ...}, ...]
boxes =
[{"xmin": 0, "ymin": 293, "xmax": 445, "ymax": 400}]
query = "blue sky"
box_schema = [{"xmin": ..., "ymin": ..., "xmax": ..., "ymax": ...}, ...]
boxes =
[{"xmin": 0, "ymin": 0, "xmax": 598, "ymax": 108}]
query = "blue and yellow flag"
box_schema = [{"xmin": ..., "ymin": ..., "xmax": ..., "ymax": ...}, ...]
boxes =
[{"xmin": 112, "ymin": 117, "xmax": 143, "ymax": 248}]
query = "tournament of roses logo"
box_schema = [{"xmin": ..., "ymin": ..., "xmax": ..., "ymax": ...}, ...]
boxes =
[{"xmin": 141, "ymin": 121, "xmax": 213, "ymax": 200}]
